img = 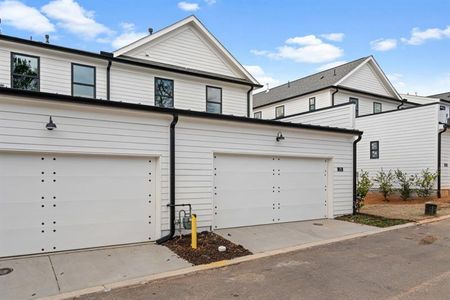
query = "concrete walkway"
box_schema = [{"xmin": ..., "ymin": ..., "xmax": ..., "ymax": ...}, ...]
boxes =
[
  {"xmin": 215, "ymin": 219, "xmax": 379, "ymax": 252},
  {"xmin": 0, "ymin": 244, "xmax": 191, "ymax": 300}
]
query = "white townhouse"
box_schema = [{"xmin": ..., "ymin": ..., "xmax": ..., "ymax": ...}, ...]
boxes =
[
  {"xmin": 0, "ymin": 16, "xmax": 362, "ymax": 257},
  {"xmin": 254, "ymin": 57, "xmax": 450, "ymax": 197}
]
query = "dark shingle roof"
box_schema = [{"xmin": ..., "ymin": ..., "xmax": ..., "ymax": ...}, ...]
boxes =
[
  {"xmin": 253, "ymin": 57, "xmax": 369, "ymax": 108},
  {"xmin": 429, "ymin": 92, "xmax": 450, "ymax": 101}
]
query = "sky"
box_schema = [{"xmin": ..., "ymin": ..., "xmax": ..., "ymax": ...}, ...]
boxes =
[{"xmin": 0, "ymin": 0, "xmax": 449, "ymax": 95}]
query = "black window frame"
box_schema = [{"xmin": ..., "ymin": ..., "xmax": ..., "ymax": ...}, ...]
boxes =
[
  {"xmin": 373, "ymin": 102, "xmax": 382, "ymax": 114},
  {"xmin": 275, "ymin": 105, "xmax": 285, "ymax": 118},
  {"xmin": 206, "ymin": 85, "xmax": 222, "ymax": 114},
  {"xmin": 349, "ymin": 97, "xmax": 359, "ymax": 116},
  {"xmin": 71, "ymin": 63, "xmax": 96, "ymax": 98},
  {"xmin": 309, "ymin": 97, "xmax": 316, "ymax": 111},
  {"xmin": 370, "ymin": 141, "xmax": 379, "ymax": 159},
  {"xmin": 11, "ymin": 52, "xmax": 40, "ymax": 91},
  {"xmin": 154, "ymin": 77, "xmax": 174, "ymax": 108},
  {"xmin": 254, "ymin": 111, "xmax": 262, "ymax": 119}
]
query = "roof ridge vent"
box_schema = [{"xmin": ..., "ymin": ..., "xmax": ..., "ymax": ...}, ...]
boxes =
[
  {"xmin": 148, "ymin": 28, "xmax": 153, "ymax": 35},
  {"xmin": 265, "ymin": 83, "xmax": 270, "ymax": 93},
  {"xmin": 333, "ymin": 69, "xmax": 336, "ymax": 76},
  {"xmin": 287, "ymin": 81, "xmax": 290, "ymax": 88}
]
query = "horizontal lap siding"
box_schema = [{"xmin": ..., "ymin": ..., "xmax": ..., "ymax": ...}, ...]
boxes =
[
  {"xmin": 355, "ymin": 105, "xmax": 439, "ymax": 186},
  {"xmin": 334, "ymin": 91, "xmax": 401, "ymax": 116},
  {"xmin": 340, "ymin": 63, "xmax": 392, "ymax": 97},
  {"xmin": 281, "ymin": 104, "xmax": 355, "ymax": 129},
  {"xmin": 442, "ymin": 132, "xmax": 450, "ymax": 188}
]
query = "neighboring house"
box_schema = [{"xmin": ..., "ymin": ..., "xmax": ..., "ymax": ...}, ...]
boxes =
[
  {"xmin": 256, "ymin": 57, "xmax": 450, "ymax": 198},
  {"xmin": 0, "ymin": 16, "xmax": 361, "ymax": 257},
  {"xmin": 253, "ymin": 56, "xmax": 416, "ymax": 120}
]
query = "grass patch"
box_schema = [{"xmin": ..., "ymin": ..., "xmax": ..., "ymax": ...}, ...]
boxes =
[{"xmin": 336, "ymin": 213, "xmax": 411, "ymax": 228}]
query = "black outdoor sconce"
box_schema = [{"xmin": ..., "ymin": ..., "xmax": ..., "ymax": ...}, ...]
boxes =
[
  {"xmin": 46, "ymin": 116, "xmax": 57, "ymax": 130},
  {"xmin": 276, "ymin": 131, "xmax": 285, "ymax": 142}
]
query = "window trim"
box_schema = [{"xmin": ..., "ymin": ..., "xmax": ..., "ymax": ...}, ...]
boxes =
[
  {"xmin": 254, "ymin": 111, "xmax": 262, "ymax": 119},
  {"xmin": 154, "ymin": 77, "xmax": 174, "ymax": 108},
  {"xmin": 205, "ymin": 85, "xmax": 222, "ymax": 114},
  {"xmin": 370, "ymin": 141, "xmax": 379, "ymax": 159},
  {"xmin": 349, "ymin": 97, "xmax": 359, "ymax": 116},
  {"xmin": 11, "ymin": 52, "xmax": 40, "ymax": 91},
  {"xmin": 309, "ymin": 97, "xmax": 316, "ymax": 111},
  {"xmin": 373, "ymin": 102, "xmax": 382, "ymax": 114},
  {"xmin": 275, "ymin": 105, "xmax": 285, "ymax": 118},
  {"xmin": 71, "ymin": 63, "xmax": 96, "ymax": 98}
]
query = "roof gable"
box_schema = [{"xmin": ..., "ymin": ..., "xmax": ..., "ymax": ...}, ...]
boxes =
[{"xmin": 113, "ymin": 16, "xmax": 258, "ymax": 84}]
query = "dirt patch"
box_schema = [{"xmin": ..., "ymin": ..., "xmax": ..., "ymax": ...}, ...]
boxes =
[
  {"xmin": 336, "ymin": 213, "xmax": 410, "ymax": 227},
  {"xmin": 364, "ymin": 192, "xmax": 450, "ymax": 205},
  {"xmin": 361, "ymin": 202, "xmax": 450, "ymax": 221},
  {"xmin": 419, "ymin": 235, "xmax": 438, "ymax": 245},
  {"xmin": 165, "ymin": 232, "xmax": 252, "ymax": 265}
]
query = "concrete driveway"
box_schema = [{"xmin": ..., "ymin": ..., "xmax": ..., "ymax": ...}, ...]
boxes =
[
  {"xmin": 215, "ymin": 219, "xmax": 379, "ymax": 252},
  {"xmin": 0, "ymin": 244, "xmax": 191, "ymax": 300}
]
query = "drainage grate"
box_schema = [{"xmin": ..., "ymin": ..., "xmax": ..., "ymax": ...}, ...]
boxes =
[{"xmin": 0, "ymin": 267, "xmax": 13, "ymax": 276}]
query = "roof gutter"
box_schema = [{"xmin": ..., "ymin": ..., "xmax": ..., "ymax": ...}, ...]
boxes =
[
  {"xmin": 353, "ymin": 132, "xmax": 363, "ymax": 215},
  {"xmin": 247, "ymin": 86, "xmax": 254, "ymax": 117},
  {"xmin": 437, "ymin": 122, "xmax": 448, "ymax": 198},
  {"xmin": 156, "ymin": 113, "xmax": 179, "ymax": 244},
  {"xmin": 397, "ymin": 99, "xmax": 406, "ymax": 109}
]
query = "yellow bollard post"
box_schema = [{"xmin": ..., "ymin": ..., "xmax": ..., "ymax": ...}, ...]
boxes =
[{"xmin": 191, "ymin": 214, "xmax": 197, "ymax": 249}]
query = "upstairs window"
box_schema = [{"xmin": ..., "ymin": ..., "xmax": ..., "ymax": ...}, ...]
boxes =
[
  {"xmin": 72, "ymin": 63, "xmax": 95, "ymax": 98},
  {"xmin": 309, "ymin": 97, "xmax": 316, "ymax": 111},
  {"xmin": 349, "ymin": 97, "xmax": 359, "ymax": 116},
  {"xmin": 11, "ymin": 53, "xmax": 39, "ymax": 91},
  {"xmin": 370, "ymin": 141, "xmax": 379, "ymax": 159},
  {"xmin": 254, "ymin": 111, "xmax": 262, "ymax": 119},
  {"xmin": 206, "ymin": 86, "xmax": 222, "ymax": 114},
  {"xmin": 373, "ymin": 102, "xmax": 382, "ymax": 114},
  {"xmin": 275, "ymin": 105, "xmax": 285, "ymax": 118},
  {"xmin": 155, "ymin": 78, "xmax": 174, "ymax": 108}
]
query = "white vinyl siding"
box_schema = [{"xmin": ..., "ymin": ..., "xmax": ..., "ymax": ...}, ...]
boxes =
[
  {"xmin": 281, "ymin": 104, "xmax": 355, "ymax": 129},
  {"xmin": 334, "ymin": 91, "xmax": 404, "ymax": 116},
  {"xmin": 340, "ymin": 62, "xmax": 393, "ymax": 97},
  {"xmin": 355, "ymin": 104, "xmax": 439, "ymax": 186},
  {"xmin": 126, "ymin": 25, "xmax": 241, "ymax": 78},
  {"xmin": 442, "ymin": 132, "xmax": 450, "ymax": 189}
]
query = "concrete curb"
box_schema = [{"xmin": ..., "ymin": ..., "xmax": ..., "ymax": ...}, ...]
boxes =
[{"xmin": 39, "ymin": 217, "xmax": 448, "ymax": 300}]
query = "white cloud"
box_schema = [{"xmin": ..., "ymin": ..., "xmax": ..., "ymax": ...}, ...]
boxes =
[
  {"xmin": 252, "ymin": 34, "xmax": 343, "ymax": 64},
  {"xmin": 401, "ymin": 26, "xmax": 450, "ymax": 45},
  {"xmin": 110, "ymin": 22, "xmax": 147, "ymax": 49},
  {"xmin": 41, "ymin": 0, "xmax": 112, "ymax": 39},
  {"xmin": 320, "ymin": 33, "xmax": 344, "ymax": 42},
  {"xmin": 316, "ymin": 61, "xmax": 347, "ymax": 71},
  {"xmin": 370, "ymin": 38, "xmax": 397, "ymax": 51},
  {"xmin": 177, "ymin": 1, "xmax": 200, "ymax": 11},
  {"xmin": 387, "ymin": 73, "xmax": 405, "ymax": 89},
  {"xmin": 0, "ymin": 0, "xmax": 54, "ymax": 34},
  {"xmin": 244, "ymin": 65, "xmax": 279, "ymax": 91}
]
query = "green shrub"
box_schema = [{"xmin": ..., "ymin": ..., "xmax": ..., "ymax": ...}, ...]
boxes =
[
  {"xmin": 374, "ymin": 169, "xmax": 395, "ymax": 201},
  {"xmin": 394, "ymin": 169, "xmax": 415, "ymax": 200},
  {"xmin": 356, "ymin": 170, "xmax": 372, "ymax": 212},
  {"xmin": 415, "ymin": 169, "xmax": 437, "ymax": 199}
]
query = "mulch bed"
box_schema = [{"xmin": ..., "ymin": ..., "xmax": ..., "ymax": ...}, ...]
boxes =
[
  {"xmin": 336, "ymin": 213, "xmax": 411, "ymax": 228},
  {"xmin": 164, "ymin": 231, "xmax": 252, "ymax": 265}
]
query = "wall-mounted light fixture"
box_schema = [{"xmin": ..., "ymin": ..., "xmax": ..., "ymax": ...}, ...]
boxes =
[
  {"xmin": 46, "ymin": 116, "xmax": 57, "ymax": 130},
  {"xmin": 276, "ymin": 131, "xmax": 285, "ymax": 142}
]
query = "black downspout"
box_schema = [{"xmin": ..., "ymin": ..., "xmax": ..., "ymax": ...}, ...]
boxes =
[
  {"xmin": 353, "ymin": 133, "xmax": 363, "ymax": 215},
  {"xmin": 106, "ymin": 59, "xmax": 112, "ymax": 100},
  {"xmin": 247, "ymin": 86, "xmax": 254, "ymax": 117},
  {"xmin": 331, "ymin": 87, "xmax": 339, "ymax": 106},
  {"xmin": 397, "ymin": 99, "xmax": 405, "ymax": 109},
  {"xmin": 437, "ymin": 123, "xmax": 448, "ymax": 198},
  {"xmin": 156, "ymin": 114, "xmax": 179, "ymax": 244}
]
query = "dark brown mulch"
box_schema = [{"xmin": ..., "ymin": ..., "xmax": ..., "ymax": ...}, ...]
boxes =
[{"xmin": 164, "ymin": 231, "xmax": 252, "ymax": 265}]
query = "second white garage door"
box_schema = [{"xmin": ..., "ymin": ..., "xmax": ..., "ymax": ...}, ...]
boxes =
[{"xmin": 213, "ymin": 154, "xmax": 328, "ymax": 229}]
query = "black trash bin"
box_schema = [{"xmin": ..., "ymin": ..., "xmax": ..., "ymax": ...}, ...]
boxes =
[{"xmin": 425, "ymin": 202, "xmax": 437, "ymax": 215}]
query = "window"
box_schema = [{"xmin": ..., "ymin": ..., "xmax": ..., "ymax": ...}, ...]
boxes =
[
  {"xmin": 11, "ymin": 53, "xmax": 39, "ymax": 91},
  {"xmin": 370, "ymin": 141, "xmax": 379, "ymax": 159},
  {"xmin": 155, "ymin": 78, "xmax": 174, "ymax": 108},
  {"xmin": 254, "ymin": 111, "xmax": 262, "ymax": 119},
  {"xmin": 206, "ymin": 86, "xmax": 222, "ymax": 113},
  {"xmin": 275, "ymin": 105, "xmax": 285, "ymax": 118},
  {"xmin": 349, "ymin": 97, "xmax": 359, "ymax": 116},
  {"xmin": 373, "ymin": 102, "xmax": 382, "ymax": 114},
  {"xmin": 309, "ymin": 97, "xmax": 316, "ymax": 111},
  {"xmin": 72, "ymin": 63, "xmax": 95, "ymax": 98}
]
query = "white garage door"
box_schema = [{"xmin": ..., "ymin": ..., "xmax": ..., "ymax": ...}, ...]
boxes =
[
  {"xmin": 0, "ymin": 152, "xmax": 156, "ymax": 257},
  {"xmin": 213, "ymin": 154, "xmax": 327, "ymax": 229}
]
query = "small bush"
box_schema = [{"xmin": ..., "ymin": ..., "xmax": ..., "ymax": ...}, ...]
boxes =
[
  {"xmin": 374, "ymin": 169, "xmax": 395, "ymax": 201},
  {"xmin": 356, "ymin": 170, "xmax": 372, "ymax": 212},
  {"xmin": 395, "ymin": 169, "xmax": 415, "ymax": 200},
  {"xmin": 415, "ymin": 169, "xmax": 437, "ymax": 199}
]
